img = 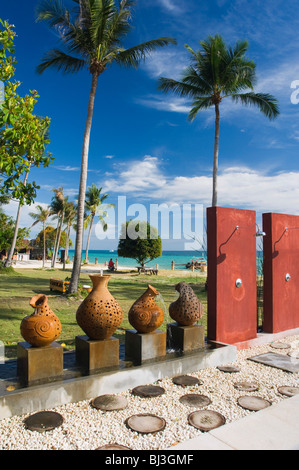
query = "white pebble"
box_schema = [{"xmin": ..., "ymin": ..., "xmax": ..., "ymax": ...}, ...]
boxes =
[{"xmin": 0, "ymin": 335, "xmax": 298, "ymax": 450}]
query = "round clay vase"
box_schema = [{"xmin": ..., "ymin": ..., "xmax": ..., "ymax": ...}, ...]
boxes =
[
  {"xmin": 20, "ymin": 294, "xmax": 61, "ymax": 347},
  {"xmin": 76, "ymin": 275, "xmax": 123, "ymax": 340},
  {"xmin": 128, "ymin": 285, "xmax": 164, "ymax": 334},
  {"xmin": 169, "ymin": 282, "xmax": 203, "ymax": 326}
]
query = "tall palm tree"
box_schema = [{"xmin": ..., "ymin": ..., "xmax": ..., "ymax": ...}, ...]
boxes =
[
  {"xmin": 36, "ymin": 0, "xmax": 176, "ymax": 292},
  {"xmin": 29, "ymin": 204, "xmax": 51, "ymax": 268},
  {"xmin": 158, "ymin": 35, "xmax": 279, "ymax": 207},
  {"xmin": 50, "ymin": 187, "xmax": 67, "ymax": 267},
  {"xmin": 63, "ymin": 200, "xmax": 77, "ymax": 269},
  {"xmin": 84, "ymin": 184, "xmax": 113, "ymax": 263}
]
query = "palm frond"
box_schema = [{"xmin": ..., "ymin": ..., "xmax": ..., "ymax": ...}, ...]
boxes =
[
  {"xmin": 231, "ymin": 92, "xmax": 279, "ymax": 120},
  {"xmin": 36, "ymin": 49, "xmax": 87, "ymax": 74},
  {"xmin": 158, "ymin": 76, "xmax": 199, "ymax": 98},
  {"xmin": 188, "ymin": 96, "xmax": 213, "ymax": 122},
  {"xmin": 116, "ymin": 37, "xmax": 177, "ymax": 67}
]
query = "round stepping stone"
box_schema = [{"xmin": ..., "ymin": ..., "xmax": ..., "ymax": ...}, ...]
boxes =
[
  {"xmin": 278, "ymin": 386, "xmax": 299, "ymax": 397},
  {"xmin": 24, "ymin": 411, "xmax": 63, "ymax": 432},
  {"xmin": 96, "ymin": 444, "xmax": 131, "ymax": 450},
  {"xmin": 234, "ymin": 382, "xmax": 259, "ymax": 392},
  {"xmin": 188, "ymin": 410, "xmax": 226, "ymax": 432},
  {"xmin": 91, "ymin": 395, "xmax": 128, "ymax": 411},
  {"xmin": 270, "ymin": 342, "xmax": 290, "ymax": 350},
  {"xmin": 125, "ymin": 414, "xmax": 166, "ymax": 434},
  {"xmin": 132, "ymin": 385, "xmax": 165, "ymax": 397},
  {"xmin": 237, "ymin": 396, "xmax": 271, "ymax": 411},
  {"xmin": 217, "ymin": 365, "xmax": 240, "ymax": 373},
  {"xmin": 172, "ymin": 375, "xmax": 202, "ymax": 386},
  {"xmin": 179, "ymin": 394, "xmax": 211, "ymax": 408}
]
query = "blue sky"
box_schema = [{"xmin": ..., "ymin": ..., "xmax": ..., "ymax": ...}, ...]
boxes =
[{"xmin": 2, "ymin": 0, "xmax": 299, "ymax": 250}]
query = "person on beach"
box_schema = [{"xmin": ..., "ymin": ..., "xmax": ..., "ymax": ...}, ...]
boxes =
[{"xmin": 108, "ymin": 258, "xmax": 115, "ymax": 271}]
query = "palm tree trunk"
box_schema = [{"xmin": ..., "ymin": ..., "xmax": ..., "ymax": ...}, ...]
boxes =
[
  {"xmin": 4, "ymin": 169, "xmax": 30, "ymax": 268},
  {"xmin": 68, "ymin": 72, "xmax": 98, "ymax": 293},
  {"xmin": 85, "ymin": 214, "xmax": 95, "ymax": 265},
  {"xmin": 52, "ymin": 213, "xmax": 64, "ymax": 268},
  {"xmin": 43, "ymin": 220, "xmax": 46, "ymax": 268},
  {"xmin": 212, "ymin": 103, "xmax": 220, "ymax": 207},
  {"xmin": 51, "ymin": 218, "xmax": 60, "ymax": 268},
  {"xmin": 63, "ymin": 222, "xmax": 71, "ymax": 270}
]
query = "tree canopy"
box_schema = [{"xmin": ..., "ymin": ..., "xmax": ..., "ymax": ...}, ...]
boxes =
[
  {"xmin": 158, "ymin": 34, "xmax": 279, "ymax": 206},
  {"xmin": 0, "ymin": 19, "xmax": 53, "ymax": 205},
  {"xmin": 36, "ymin": 0, "xmax": 176, "ymax": 292},
  {"xmin": 118, "ymin": 220, "xmax": 162, "ymax": 267}
]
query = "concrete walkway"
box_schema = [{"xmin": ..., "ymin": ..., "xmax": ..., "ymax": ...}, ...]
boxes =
[{"xmin": 172, "ymin": 394, "xmax": 299, "ymax": 450}]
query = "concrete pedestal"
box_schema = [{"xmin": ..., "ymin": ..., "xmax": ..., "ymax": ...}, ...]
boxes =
[
  {"xmin": 17, "ymin": 341, "xmax": 63, "ymax": 385},
  {"xmin": 75, "ymin": 335, "xmax": 119, "ymax": 372},
  {"xmin": 125, "ymin": 330, "xmax": 166, "ymax": 365},
  {"xmin": 167, "ymin": 323, "xmax": 205, "ymax": 352}
]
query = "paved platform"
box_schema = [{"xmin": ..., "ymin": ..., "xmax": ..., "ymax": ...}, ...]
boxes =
[{"xmin": 171, "ymin": 394, "xmax": 299, "ymax": 450}]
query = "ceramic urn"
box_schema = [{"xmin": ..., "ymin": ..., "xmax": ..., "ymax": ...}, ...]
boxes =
[
  {"xmin": 128, "ymin": 284, "xmax": 164, "ymax": 334},
  {"xmin": 76, "ymin": 274, "xmax": 123, "ymax": 340},
  {"xmin": 20, "ymin": 294, "xmax": 61, "ymax": 347},
  {"xmin": 169, "ymin": 281, "xmax": 203, "ymax": 326}
]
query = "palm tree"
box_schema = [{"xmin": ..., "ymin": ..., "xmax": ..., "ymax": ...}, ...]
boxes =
[
  {"xmin": 158, "ymin": 35, "xmax": 279, "ymax": 207},
  {"xmin": 36, "ymin": 0, "xmax": 176, "ymax": 292},
  {"xmin": 84, "ymin": 184, "xmax": 113, "ymax": 263},
  {"xmin": 63, "ymin": 200, "xmax": 77, "ymax": 269},
  {"xmin": 29, "ymin": 204, "xmax": 51, "ymax": 268},
  {"xmin": 50, "ymin": 187, "xmax": 67, "ymax": 267}
]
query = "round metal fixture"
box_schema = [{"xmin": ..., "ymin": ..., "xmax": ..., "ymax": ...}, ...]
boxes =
[
  {"xmin": 235, "ymin": 279, "xmax": 242, "ymax": 288},
  {"xmin": 285, "ymin": 273, "xmax": 291, "ymax": 282}
]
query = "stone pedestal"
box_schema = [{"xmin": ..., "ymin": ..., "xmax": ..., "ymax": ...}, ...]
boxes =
[
  {"xmin": 125, "ymin": 330, "xmax": 166, "ymax": 364},
  {"xmin": 167, "ymin": 323, "xmax": 205, "ymax": 352},
  {"xmin": 17, "ymin": 341, "xmax": 63, "ymax": 385},
  {"xmin": 75, "ymin": 335, "xmax": 119, "ymax": 372}
]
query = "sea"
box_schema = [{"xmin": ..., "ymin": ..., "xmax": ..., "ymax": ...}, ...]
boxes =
[
  {"xmin": 67, "ymin": 250, "xmax": 207, "ymax": 270},
  {"xmin": 67, "ymin": 249, "xmax": 263, "ymax": 272}
]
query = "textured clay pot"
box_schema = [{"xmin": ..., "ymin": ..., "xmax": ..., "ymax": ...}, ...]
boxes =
[
  {"xmin": 76, "ymin": 275, "xmax": 123, "ymax": 340},
  {"xmin": 128, "ymin": 285, "xmax": 164, "ymax": 334},
  {"xmin": 20, "ymin": 294, "xmax": 61, "ymax": 347},
  {"xmin": 169, "ymin": 282, "xmax": 203, "ymax": 326}
]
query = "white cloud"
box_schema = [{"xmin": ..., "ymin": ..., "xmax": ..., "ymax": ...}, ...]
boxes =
[
  {"xmin": 103, "ymin": 156, "xmax": 299, "ymax": 216},
  {"xmin": 157, "ymin": 0, "xmax": 182, "ymax": 14},
  {"xmin": 104, "ymin": 156, "xmax": 167, "ymax": 195},
  {"xmin": 137, "ymin": 94, "xmax": 191, "ymax": 114},
  {"xmin": 3, "ymin": 201, "xmax": 52, "ymax": 237},
  {"xmin": 141, "ymin": 50, "xmax": 187, "ymax": 80},
  {"xmin": 53, "ymin": 165, "xmax": 80, "ymax": 171}
]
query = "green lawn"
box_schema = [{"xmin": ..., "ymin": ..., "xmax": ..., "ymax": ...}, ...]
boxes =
[{"xmin": 0, "ymin": 267, "xmax": 207, "ymax": 359}]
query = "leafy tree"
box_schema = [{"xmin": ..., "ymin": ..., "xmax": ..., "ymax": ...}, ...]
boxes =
[
  {"xmin": 0, "ymin": 19, "xmax": 53, "ymax": 267},
  {"xmin": 118, "ymin": 220, "xmax": 162, "ymax": 267},
  {"xmin": 36, "ymin": 0, "xmax": 176, "ymax": 292},
  {"xmin": 29, "ymin": 204, "xmax": 51, "ymax": 267},
  {"xmin": 35, "ymin": 226, "xmax": 72, "ymax": 253},
  {"xmin": 0, "ymin": 19, "xmax": 53, "ymax": 204},
  {"xmin": 158, "ymin": 35, "xmax": 279, "ymax": 207},
  {"xmin": 0, "ymin": 212, "xmax": 29, "ymax": 253},
  {"xmin": 84, "ymin": 184, "xmax": 113, "ymax": 263}
]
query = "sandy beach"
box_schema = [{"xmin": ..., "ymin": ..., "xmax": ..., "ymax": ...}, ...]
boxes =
[{"xmin": 11, "ymin": 259, "xmax": 134, "ymax": 272}]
